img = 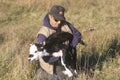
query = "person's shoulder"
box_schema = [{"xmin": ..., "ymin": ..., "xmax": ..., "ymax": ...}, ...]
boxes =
[
  {"xmin": 38, "ymin": 26, "xmax": 49, "ymax": 31},
  {"xmin": 64, "ymin": 21, "xmax": 71, "ymax": 25},
  {"xmin": 37, "ymin": 26, "xmax": 52, "ymax": 37},
  {"xmin": 38, "ymin": 26, "xmax": 49, "ymax": 33}
]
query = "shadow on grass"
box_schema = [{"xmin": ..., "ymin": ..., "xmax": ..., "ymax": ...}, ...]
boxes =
[
  {"xmin": 0, "ymin": 33, "xmax": 6, "ymax": 44},
  {"xmin": 77, "ymin": 37, "xmax": 120, "ymax": 78},
  {"xmin": 29, "ymin": 37, "xmax": 120, "ymax": 80}
]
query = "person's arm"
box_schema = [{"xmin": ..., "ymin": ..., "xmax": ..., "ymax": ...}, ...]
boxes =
[
  {"xmin": 37, "ymin": 34, "xmax": 46, "ymax": 44},
  {"xmin": 67, "ymin": 22, "xmax": 82, "ymax": 47}
]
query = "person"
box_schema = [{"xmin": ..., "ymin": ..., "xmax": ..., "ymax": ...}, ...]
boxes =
[{"xmin": 37, "ymin": 5, "xmax": 83, "ymax": 77}]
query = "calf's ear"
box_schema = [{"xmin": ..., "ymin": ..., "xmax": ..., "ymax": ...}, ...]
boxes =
[
  {"xmin": 34, "ymin": 43, "xmax": 44, "ymax": 51},
  {"xmin": 30, "ymin": 43, "xmax": 33, "ymax": 46},
  {"xmin": 34, "ymin": 43, "xmax": 39, "ymax": 46},
  {"xmin": 42, "ymin": 41, "xmax": 46, "ymax": 45},
  {"xmin": 35, "ymin": 43, "xmax": 43, "ymax": 47}
]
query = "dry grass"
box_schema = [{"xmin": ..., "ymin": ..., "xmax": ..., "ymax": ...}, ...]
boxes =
[{"xmin": 0, "ymin": 0, "xmax": 120, "ymax": 80}]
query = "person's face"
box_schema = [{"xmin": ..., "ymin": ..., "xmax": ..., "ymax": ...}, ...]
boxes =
[{"xmin": 48, "ymin": 14, "xmax": 61, "ymax": 28}]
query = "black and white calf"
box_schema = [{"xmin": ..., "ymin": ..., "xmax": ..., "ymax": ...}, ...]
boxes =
[{"xmin": 28, "ymin": 32, "xmax": 77, "ymax": 79}]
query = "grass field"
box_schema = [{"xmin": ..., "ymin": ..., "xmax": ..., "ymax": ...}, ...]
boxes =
[{"xmin": 0, "ymin": 0, "xmax": 120, "ymax": 80}]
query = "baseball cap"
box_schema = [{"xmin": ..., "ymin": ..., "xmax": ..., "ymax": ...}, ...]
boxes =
[{"xmin": 49, "ymin": 5, "xmax": 65, "ymax": 21}]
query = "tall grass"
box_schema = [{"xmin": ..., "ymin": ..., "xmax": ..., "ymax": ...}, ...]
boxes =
[{"xmin": 0, "ymin": 0, "xmax": 120, "ymax": 80}]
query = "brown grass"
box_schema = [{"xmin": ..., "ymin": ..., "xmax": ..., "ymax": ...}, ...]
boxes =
[{"xmin": 0, "ymin": 0, "xmax": 120, "ymax": 80}]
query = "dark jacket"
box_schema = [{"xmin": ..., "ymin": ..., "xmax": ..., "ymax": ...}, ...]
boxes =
[{"xmin": 38, "ymin": 14, "xmax": 82, "ymax": 47}]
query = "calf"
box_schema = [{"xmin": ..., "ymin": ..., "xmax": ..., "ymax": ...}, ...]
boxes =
[{"xmin": 28, "ymin": 32, "xmax": 77, "ymax": 79}]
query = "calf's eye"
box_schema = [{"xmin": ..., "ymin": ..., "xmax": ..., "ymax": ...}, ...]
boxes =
[{"xmin": 35, "ymin": 51, "xmax": 38, "ymax": 53}]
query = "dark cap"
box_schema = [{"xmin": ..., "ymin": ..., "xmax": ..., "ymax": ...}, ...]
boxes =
[{"xmin": 49, "ymin": 5, "xmax": 65, "ymax": 21}]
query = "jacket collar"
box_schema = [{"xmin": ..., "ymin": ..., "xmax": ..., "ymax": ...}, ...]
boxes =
[{"xmin": 43, "ymin": 14, "xmax": 57, "ymax": 30}]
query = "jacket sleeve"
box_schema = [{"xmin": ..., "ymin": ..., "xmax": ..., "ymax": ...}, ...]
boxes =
[
  {"xmin": 37, "ymin": 34, "xmax": 46, "ymax": 44},
  {"xmin": 68, "ymin": 22, "xmax": 82, "ymax": 47},
  {"xmin": 37, "ymin": 27, "xmax": 50, "ymax": 44}
]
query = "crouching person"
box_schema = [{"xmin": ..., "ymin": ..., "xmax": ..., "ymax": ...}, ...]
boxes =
[
  {"xmin": 37, "ymin": 4, "xmax": 82, "ymax": 76},
  {"xmin": 36, "ymin": 5, "xmax": 83, "ymax": 79}
]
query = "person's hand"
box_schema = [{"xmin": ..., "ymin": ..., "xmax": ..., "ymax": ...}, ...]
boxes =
[{"xmin": 79, "ymin": 39, "xmax": 87, "ymax": 46}]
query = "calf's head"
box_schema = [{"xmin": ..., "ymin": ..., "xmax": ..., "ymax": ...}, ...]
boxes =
[{"xmin": 28, "ymin": 43, "xmax": 43, "ymax": 61}]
